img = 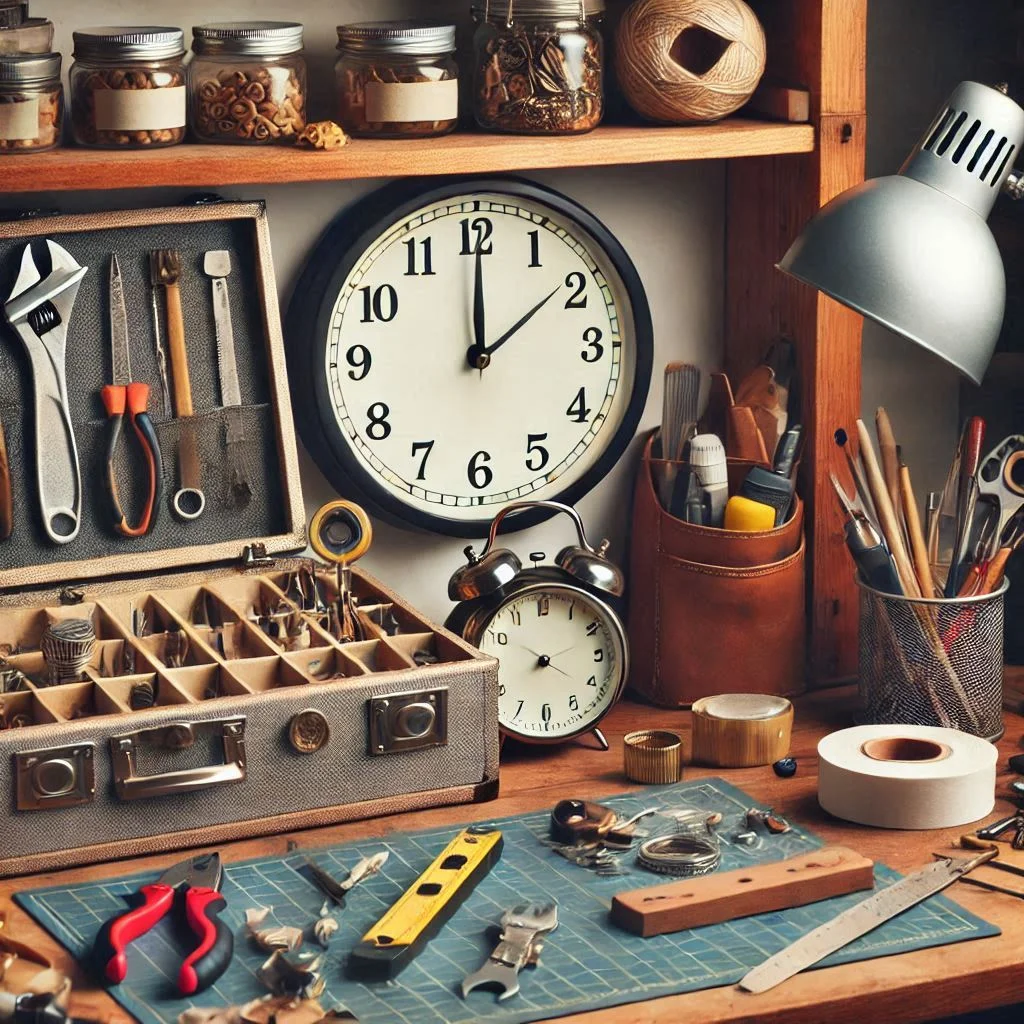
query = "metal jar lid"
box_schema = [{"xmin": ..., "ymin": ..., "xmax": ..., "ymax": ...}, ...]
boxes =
[
  {"xmin": 0, "ymin": 52, "xmax": 61, "ymax": 85},
  {"xmin": 193, "ymin": 22, "xmax": 304, "ymax": 57},
  {"xmin": 336, "ymin": 22, "xmax": 457, "ymax": 57},
  {"xmin": 0, "ymin": 2, "xmax": 27, "ymax": 30},
  {"xmin": 72, "ymin": 26, "xmax": 185, "ymax": 63},
  {"xmin": 471, "ymin": 0, "xmax": 605, "ymax": 21}
]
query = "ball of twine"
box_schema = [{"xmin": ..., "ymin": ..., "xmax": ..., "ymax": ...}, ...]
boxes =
[{"xmin": 616, "ymin": 0, "xmax": 767, "ymax": 123}]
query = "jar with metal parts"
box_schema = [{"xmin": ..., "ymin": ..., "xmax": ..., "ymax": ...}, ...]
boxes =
[
  {"xmin": 70, "ymin": 26, "xmax": 186, "ymax": 148},
  {"xmin": 335, "ymin": 22, "xmax": 458, "ymax": 139},
  {"xmin": 0, "ymin": 52, "xmax": 61, "ymax": 152},
  {"xmin": 189, "ymin": 21, "xmax": 306, "ymax": 144},
  {"xmin": 471, "ymin": 0, "xmax": 604, "ymax": 134}
]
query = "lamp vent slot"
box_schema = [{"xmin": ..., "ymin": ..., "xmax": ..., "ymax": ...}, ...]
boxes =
[
  {"xmin": 936, "ymin": 110, "xmax": 968, "ymax": 155},
  {"xmin": 981, "ymin": 136, "xmax": 1008, "ymax": 181},
  {"xmin": 991, "ymin": 143, "xmax": 1016, "ymax": 186},
  {"xmin": 952, "ymin": 119, "xmax": 981, "ymax": 163},
  {"xmin": 923, "ymin": 107, "xmax": 954, "ymax": 151},
  {"xmin": 967, "ymin": 128, "xmax": 995, "ymax": 172}
]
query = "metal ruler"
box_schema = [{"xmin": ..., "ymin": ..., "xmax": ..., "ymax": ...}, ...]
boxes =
[{"xmin": 739, "ymin": 848, "xmax": 998, "ymax": 994}]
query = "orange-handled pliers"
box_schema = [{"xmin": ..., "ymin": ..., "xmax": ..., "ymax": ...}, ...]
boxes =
[{"xmin": 103, "ymin": 255, "xmax": 162, "ymax": 537}]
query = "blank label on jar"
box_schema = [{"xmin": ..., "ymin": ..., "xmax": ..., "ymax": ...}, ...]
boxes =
[
  {"xmin": 94, "ymin": 86, "xmax": 186, "ymax": 132},
  {"xmin": 0, "ymin": 97, "xmax": 40, "ymax": 141},
  {"xmin": 365, "ymin": 79, "xmax": 458, "ymax": 124}
]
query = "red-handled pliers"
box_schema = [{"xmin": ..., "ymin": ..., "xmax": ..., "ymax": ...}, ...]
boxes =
[
  {"xmin": 102, "ymin": 254, "xmax": 162, "ymax": 538},
  {"xmin": 93, "ymin": 852, "xmax": 232, "ymax": 996}
]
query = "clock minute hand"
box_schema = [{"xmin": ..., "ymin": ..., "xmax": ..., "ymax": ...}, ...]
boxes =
[
  {"xmin": 467, "ymin": 249, "xmax": 490, "ymax": 373},
  {"xmin": 483, "ymin": 285, "xmax": 559, "ymax": 357}
]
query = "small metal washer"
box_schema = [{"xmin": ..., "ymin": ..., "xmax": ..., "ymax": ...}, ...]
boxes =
[
  {"xmin": 636, "ymin": 833, "xmax": 721, "ymax": 877},
  {"xmin": 288, "ymin": 709, "xmax": 330, "ymax": 754}
]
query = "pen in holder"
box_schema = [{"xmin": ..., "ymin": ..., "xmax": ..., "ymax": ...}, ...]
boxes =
[{"xmin": 857, "ymin": 577, "xmax": 1006, "ymax": 741}]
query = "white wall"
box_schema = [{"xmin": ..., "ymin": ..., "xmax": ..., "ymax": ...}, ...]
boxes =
[
  {"xmin": 36, "ymin": 1, "xmax": 724, "ymax": 622},
  {"xmin": 30, "ymin": 0, "xmax": 1009, "ymax": 622}
]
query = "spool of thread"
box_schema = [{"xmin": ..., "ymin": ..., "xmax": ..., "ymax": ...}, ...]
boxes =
[
  {"xmin": 40, "ymin": 618, "xmax": 96, "ymax": 686},
  {"xmin": 691, "ymin": 693, "xmax": 793, "ymax": 767},
  {"xmin": 818, "ymin": 724, "xmax": 996, "ymax": 829},
  {"xmin": 624, "ymin": 729, "xmax": 683, "ymax": 784}
]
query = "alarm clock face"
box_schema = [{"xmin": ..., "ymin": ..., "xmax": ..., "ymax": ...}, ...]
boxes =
[
  {"xmin": 287, "ymin": 179, "xmax": 652, "ymax": 537},
  {"xmin": 474, "ymin": 582, "xmax": 627, "ymax": 741}
]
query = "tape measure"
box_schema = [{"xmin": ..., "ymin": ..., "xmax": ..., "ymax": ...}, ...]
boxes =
[{"xmin": 347, "ymin": 825, "xmax": 503, "ymax": 981}]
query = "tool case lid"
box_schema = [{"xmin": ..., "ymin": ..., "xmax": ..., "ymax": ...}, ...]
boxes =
[{"xmin": 0, "ymin": 200, "xmax": 306, "ymax": 592}]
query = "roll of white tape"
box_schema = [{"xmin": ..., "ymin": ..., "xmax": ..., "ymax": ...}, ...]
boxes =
[{"xmin": 818, "ymin": 724, "xmax": 996, "ymax": 830}]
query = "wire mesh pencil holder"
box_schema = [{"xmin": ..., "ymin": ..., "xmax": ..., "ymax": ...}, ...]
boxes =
[{"xmin": 857, "ymin": 577, "xmax": 1007, "ymax": 742}]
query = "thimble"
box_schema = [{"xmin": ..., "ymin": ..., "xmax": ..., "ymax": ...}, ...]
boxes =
[{"xmin": 41, "ymin": 619, "xmax": 96, "ymax": 685}]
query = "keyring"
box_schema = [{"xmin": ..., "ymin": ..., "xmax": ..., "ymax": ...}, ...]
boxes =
[{"xmin": 636, "ymin": 833, "xmax": 721, "ymax": 877}]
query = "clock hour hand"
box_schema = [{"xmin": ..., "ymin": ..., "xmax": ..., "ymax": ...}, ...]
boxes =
[{"xmin": 483, "ymin": 285, "xmax": 560, "ymax": 359}]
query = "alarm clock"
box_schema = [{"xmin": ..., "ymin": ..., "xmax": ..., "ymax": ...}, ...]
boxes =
[
  {"xmin": 286, "ymin": 177, "xmax": 653, "ymax": 538},
  {"xmin": 445, "ymin": 500, "xmax": 628, "ymax": 749}
]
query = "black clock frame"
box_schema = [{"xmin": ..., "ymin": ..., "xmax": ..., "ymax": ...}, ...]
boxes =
[{"xmin": 285, "ymin": 176, "xmax": 654, "ymax": 538}]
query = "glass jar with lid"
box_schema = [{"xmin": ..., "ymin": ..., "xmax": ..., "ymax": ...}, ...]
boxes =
[
  {"xmin": 335, "ymin": 22, "xmax": 459, "ymax": 139},
  {"xmin": 189, "ymin": 22, "xmax": 306, "ymax": 145},
  {"xmin": 471, "ymin": 0, "xmax": 604, "ymax": 134},
  {"xmin": 0, "ymin": 52, "xmax": 61, "ymax": 152},
  {"xmin": 0, "ymin": 2, "xmax": 55, "ymax": 56},
  {"xmin": 70, "ymin": 26, "xmax": 186, "ymax": 148}
]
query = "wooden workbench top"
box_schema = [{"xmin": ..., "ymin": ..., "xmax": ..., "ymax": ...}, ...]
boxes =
[{"xmin": 3, "ymin": 684, "xmax": 1022, "ymax": 1024}]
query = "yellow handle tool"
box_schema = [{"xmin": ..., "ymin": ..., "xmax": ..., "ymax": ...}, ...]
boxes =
[{"xmin": 347, "ymin": 825, "xmax": 503, "ymax": 981}]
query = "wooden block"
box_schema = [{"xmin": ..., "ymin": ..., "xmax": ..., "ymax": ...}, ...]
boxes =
[
  {"xmin": 746, "ymin": 82, "xmax": 811, "ymax": 123},
  {"xmin": 611, "ymin": 846, "xmax": 875, "ymax": 937}
]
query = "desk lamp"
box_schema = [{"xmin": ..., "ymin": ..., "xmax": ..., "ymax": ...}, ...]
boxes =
[{"xmin": 779, "ymin": 81, "xmax": 1024, "ymax": 383}]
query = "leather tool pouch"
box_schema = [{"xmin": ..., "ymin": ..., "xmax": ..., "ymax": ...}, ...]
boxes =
[
  {"xmin": 627, "ymin": 433, "xmax": 806, "ymax": 707},
  {"xmin": 0, "ymin": 203, "xmax": 499, "ymax": 877}
]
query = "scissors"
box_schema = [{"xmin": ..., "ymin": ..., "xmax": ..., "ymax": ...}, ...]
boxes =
[{"xmin": 975, "ymin": 434, "xmax": 1024, "ymax": 561}]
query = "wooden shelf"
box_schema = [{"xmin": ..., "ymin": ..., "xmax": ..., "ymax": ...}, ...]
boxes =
[{"xmin": 0, "ymin": 119, "xmax": 814, "ymax": 193}]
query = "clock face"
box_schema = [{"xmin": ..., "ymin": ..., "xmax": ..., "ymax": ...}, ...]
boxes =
[
  {"xmin": 474, "ymin": 583, "xmax": 626, "ymax": 740},
  {"xmin": 288, "ymin": 179, "xmax": 652, "ymax": 537}
]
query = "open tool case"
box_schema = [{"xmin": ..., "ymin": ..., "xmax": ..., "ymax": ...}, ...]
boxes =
[{"xmin": 0, "ymin": 203, "xmax": 499, "ymax": 878}]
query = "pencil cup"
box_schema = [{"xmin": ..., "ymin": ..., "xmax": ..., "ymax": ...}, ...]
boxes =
[{"xmin": 857, "ymin": 578, "xmax": 1007, "ymax": 741}]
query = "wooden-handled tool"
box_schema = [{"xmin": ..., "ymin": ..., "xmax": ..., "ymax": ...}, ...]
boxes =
[
  {"xmin": 612, "ymin": 846, "xmax": 875, "ymax": 937},
  {"xmin": 151, "ymin": 250, "xmax": 204, "ymax": 521}
]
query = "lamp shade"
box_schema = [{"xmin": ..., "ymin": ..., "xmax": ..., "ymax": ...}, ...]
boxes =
[{"xmin": 779, "ymin": 81, "xmax": 1024, "ymax": 384}]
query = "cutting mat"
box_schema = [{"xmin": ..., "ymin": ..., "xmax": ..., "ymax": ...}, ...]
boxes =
[{"xmin": 16, "ymin": 778, "xmax": 998, "ymax": 1024}]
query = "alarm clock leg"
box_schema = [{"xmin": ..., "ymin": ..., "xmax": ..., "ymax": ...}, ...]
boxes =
[{"xmin": 591, "ymin": 727, "xmax": 609, "ymax": 751}]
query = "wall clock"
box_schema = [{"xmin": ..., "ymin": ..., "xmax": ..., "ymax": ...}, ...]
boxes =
[{"xmin": 286, "ymin": 177, "xmax": 653, "ymax": 537}]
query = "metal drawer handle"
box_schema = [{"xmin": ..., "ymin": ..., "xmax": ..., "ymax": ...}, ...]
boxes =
[{"xmin": 110, "ymin": 717, "xmax": 247, "ymax": 801}]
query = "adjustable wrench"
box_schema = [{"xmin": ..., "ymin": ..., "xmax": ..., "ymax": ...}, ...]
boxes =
[
  {"xmin": 3, "ymin": 241, "xmax": 86, "ymax": 544},
  {"xmin": 461, "ymin": 902, "xmax": 558, "ymax": 1002}
]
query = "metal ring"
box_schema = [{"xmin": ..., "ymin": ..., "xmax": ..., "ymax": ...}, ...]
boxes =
[
  {"xmin": 309, "ymin": 500, "xmax": 372, "ymax": 565},
  {"xmin": 636, "ymin": 833, "xmax": 721, "ymax": 877},
  {"xmin": 173, "ymin": 487, "xmax": 206, "ymax": 521}
]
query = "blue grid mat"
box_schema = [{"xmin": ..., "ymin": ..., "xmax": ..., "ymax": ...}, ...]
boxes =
[{"xmin": 16, "ymin": 778, "xmax": 999, "ymax": 1024}]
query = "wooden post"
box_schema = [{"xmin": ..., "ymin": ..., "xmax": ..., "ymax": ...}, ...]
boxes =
[{"xmin": 726, "ymin": 0, "xmax": 868, "ymax": 685}]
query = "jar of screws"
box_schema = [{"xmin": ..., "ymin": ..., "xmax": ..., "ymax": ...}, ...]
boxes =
[
  {"xmin": 70, "ymin": 26, "xmax": 187, "ymax": 148},
  {"xmin": 189, "ymin": 21, "xmax": 306, "ymax": 145},
  {"xmin": 0, "ymin": 52, "xmax": 62, "ymax": 152},
  {"xmin": 335, "ymin": 22, "xmax": 459, "ymax": 139},
  {"xmin": 471, "ymin": 0, "xmax": 604, "ymax": 135}
]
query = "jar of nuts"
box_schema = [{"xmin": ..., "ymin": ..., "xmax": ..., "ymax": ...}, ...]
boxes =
[
  {"xmin": 335, "ymin": 22, "xmax": 459, "ymax": 139},
  {"xmin": 0, "ymin": 52, "xmax": 62, "ymax": 153},
  {"xmin": 189, "ymin": 22, "xmax": 306, "ymax": 145},
  {"xmin": 70, "ymin": 26, "xmax": 186, "ymax": 148},
  {"xmin": 471, "ymin": 0, "xmax": 605, "ymax": 135}
]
